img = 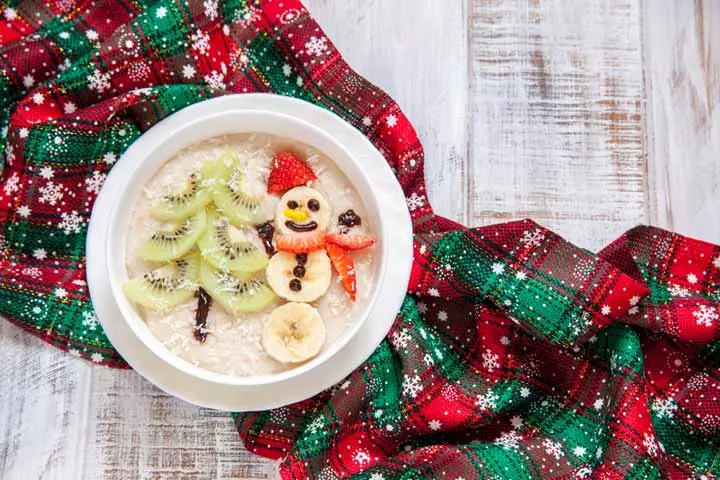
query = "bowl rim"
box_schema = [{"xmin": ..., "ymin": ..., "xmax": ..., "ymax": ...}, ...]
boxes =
[{"xmin": 105, "ymin": 98, "xmax": 392, "ymax": 386}]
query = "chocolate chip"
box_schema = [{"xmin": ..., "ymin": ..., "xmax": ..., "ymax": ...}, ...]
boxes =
[
  {"xmin": 338, "ymin": 209, "xmax": 362, "ymax": 228},
  {"xmin": 293, "ymin": 265, "xmax": 306, "ymax": 278},
  {"xmin": 296, "ymin": 253, "xmax": 308, "ymax": 265},
  {"xmin": 287, "ymin": 200, "xmax": 299, "ymax": 209},
  {"xmin": 307, "ymin": 198, "xmax": 320, "ymax": 211},
  {"xmin": 289, "ymin": 279, "xmax": 302, "ymax": 291}
]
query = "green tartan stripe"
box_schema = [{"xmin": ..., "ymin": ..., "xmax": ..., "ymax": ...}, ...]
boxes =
[
  {"xmin": 652, "ymin": 410, "xmax": 720, "ymax": 473},
  {"xmin": 247, "ymin": 33, "xmax": 316, "ymax": 102},
  {"xmin": 467, "ymin": 442, "xmax": 536, "ymax": 479},
  {"xmin": 4, "ymin": 219, "xmax": 88, "ymax": 258},
  {"xmin": 626, "ymin": 457, "xmax": 663, "ymax": 480},
  {"xmin": 135, "ymin": 0, "xmax": 192, "ymax": 58},
  {"xmin": 41, "ymin": 16, "xmax": 95, "ymax": 58}
]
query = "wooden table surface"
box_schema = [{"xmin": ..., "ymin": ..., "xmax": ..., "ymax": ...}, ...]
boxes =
[{"xmin": 1, "ymin": 1, "xmax": 719, "ymax": 479}]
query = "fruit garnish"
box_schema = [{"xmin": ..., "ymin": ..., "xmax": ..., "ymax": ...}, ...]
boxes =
[
  {"xmin": 262, "ymin": 302, "xmax": 326, "ymax": 363},
  {"xmin": 275, "ymin": 230, "xmax": 326, "ymax": 253},
  {"xmin": 325, "ymin": 243, "xmax": 357, "ymax": 302},
  {"xmin": 199, "ymin": 261, "xmax": 276, "ymax": 314},
  {"xmin": 275, "ymin": 186, "xmax": 330, "ymax": 234},
  {"xmin": 150, "ymin": 166, "xmax": 214, "ymax": 221},
  {"xmin": 267, "ymin": 152, "xmax": 317, "ymax": 194},
  {"xmin": 139, "ymin": 209, "xmax": 207, "ymax": 262},
  {"xmin": 266, "ymin": 250, "xmax": 331, "ymax": 302},
  {"xmin": 123, "ymin": 250, "xmax": 200, "ymax": 312},
  {"xmin": 325, "ymin": 233, "xmax": 375, "ymax": 250},
  {"xmin": 197, "ymin": 209, "xmax": 268, "ymax": 273},
  {"xmin": 210, "ymin": 152, "xmax": 266, "ymax": 226}
]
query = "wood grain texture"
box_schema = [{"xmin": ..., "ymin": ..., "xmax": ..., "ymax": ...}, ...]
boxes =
[
  {"xmin": 643, "ymin": 0, "xmax": 720, "ymax": 243},
  {"xmin": 469, "ymin": 0, "xmax": 648, "ymax": 250}
]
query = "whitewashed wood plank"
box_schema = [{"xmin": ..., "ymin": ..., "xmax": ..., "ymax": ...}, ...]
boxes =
[
  {"xmin": 307, "ymin": 0, "xmax": 471, "ymax": 223},
  {"xmin": 643, "ymin": 0, "xmax": 720, "ymax": 243},
  {"xmin": 469, "ymin": 0, "xmax": 647, "ymax": 250},
  {"xmin": 0, "ymin": 321, "xmax": 91, "ymax": 480}
]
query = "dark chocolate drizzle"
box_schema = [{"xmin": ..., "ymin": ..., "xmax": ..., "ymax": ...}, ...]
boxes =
[
  {"xmin": 285, "ymin": 220, "xmax": 318, "ymax": 232},
  {"xmin": 255, "ymin": 221, "xmax": 276, "ymax": 256},
  {"xmin": 193, "ymin": 287, "xmax": 212, "ymax": 343}
]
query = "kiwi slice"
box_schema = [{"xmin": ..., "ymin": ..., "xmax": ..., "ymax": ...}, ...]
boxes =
[
  {"xmin": 200, "ymin": 261, "xmax": 276, "ymax": 314},
  {"xmin": 210, "ymin": 152, "xmax": 265, "ymax": 226},
  {"xmin": 123, "ymin": 251, "xmax": 200, "ymax": 312},
  {"xmin": 140, "ymin": 209, "xmax": 207, "ymax": 262},
  {"xmin": 150, "ymin": 162, "xmax": 214, "ymax": 221},
  {"xmin": 198, "ymin": 210, "xmax": 269, "ymax": 273}
]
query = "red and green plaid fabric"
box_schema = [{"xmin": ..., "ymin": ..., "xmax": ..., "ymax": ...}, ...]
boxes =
[{"xmin": 0, "ymin": 1, "xmax": 718, "ymax": 478}]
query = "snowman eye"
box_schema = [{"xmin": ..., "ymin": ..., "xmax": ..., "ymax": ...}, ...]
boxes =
[
  {"xmin": 287, "ymin": 200, "xmax": 299, "ymax": 209},
  {"xmin": 307, "ymin": 199, "xmax": 320, "ymax": 211}
]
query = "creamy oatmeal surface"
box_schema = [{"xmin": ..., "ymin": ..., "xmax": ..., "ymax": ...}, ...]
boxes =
[{"xmin": 125, "ymin": 134, "xmax": 375, "ymax": 377}]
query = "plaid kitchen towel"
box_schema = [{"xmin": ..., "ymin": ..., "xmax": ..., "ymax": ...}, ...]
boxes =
[{"xmin": 0, "ymin": 0, "xmax": 718, "ymax": 478}]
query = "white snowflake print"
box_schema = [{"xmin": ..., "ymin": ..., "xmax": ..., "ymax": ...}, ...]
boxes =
[
  {"xmin": 475, "ymin": 391, "xmax": 498, "ymax": 411},
  {"xmin": 416, "ymin": 302, "xmax": 427, "ymax": 314},
  {"xmin": 692, "ymin": 305, "xmax": 718, "ymax": 327},
  {"xmin": 229, "ymin": 50, "xmax": 249, "ymax": 69},
  {"xmin": 543, "ymin": 439, "xmax": 564, "ymax": 460},
  {"xmin": 437, "ymin": 310, "xmax": 448, "ymax": 321},
  {"xmin": 128, "ymin": 62, "xmax": 150, "ymax": 82},
  {"xmin": 87, "ymin": 69, "xmax": 111, "ymax": 93},
  {"xmin": 306, "ymin": 416, "xmax": 324, "ymax": 434},
  {"xmin": 495, "ymin": 431, "xmax": 521, "ymax": 450},
  {"xmin": 575, "ymin": 467, "xmax": 593, "ymax": 478},
  {"xmin": 156, "ymin": 6, "xmax": 167, "ymax": 18},
  {"xmin": 629, "ymin": 295, "xmax": 641, "ymax": 306},
  {"xmin": 281, "ymin": 63, "xmax": 292, "ymax": 77},
  {"xmin": 601, "ymin": 305, "xmax": 611, "ymax": 316},
  {"xmin": 19, "ymin": 127, "xmax": 28, "ymax": 138},
  {"xmin": 54, "ymin": 287, "xmax": 68, "ymax": 298},
  {"xmin": 17, "ymin": 205, "xmax": 31, "ymax": 217},
  {"xmin": 84, "ymin": 171, "xmax": 106, "ymax": 194},
  {"xmin": 520, "ymin": 228, "xmax": 546, "ymax": 248},
  {"xmin": 687, "ymin": 273, "xmax": 698, "ymax": 284},
  {"xmin": 82, "ymin": 310, "xmax": 99, "ymax": 331},
  {"xmin": 23, "ymin": 74, "xmax": 34, "ymax": 88},
  {"xmin": 63, "ymin": 102, "xmax": 77, "ymax": 114},
  {"xmin": 191, "ymin": 30, "xmax": 211, "ymax": 54},
  {"xmin": 482, "ymin": 348, "xmax": 500, "ymax": 372},
  {"xmin": 21, "ymin": 267, "xmax": 41, "ymax": 278},
  {"xmin": 651, "ymin": 397, "xmax": 677, "ymax": 419},
  {"xmin": 491, "ymin": 263, "xmax": 505, "ymax": 275},
  {"xmin": 593, "ymin": 398, "xmax": 604, "ymax": 410},
  {"xmin": 520, "ymin": 387, "xmax": 530, "ymax": 398},
  {"xmin": 362, "ymin": 116, "xmax": 372, "ymax": 127},
  {"xmin": 573, "ymin": 446, "xmax": 586, "ymax": 457},
  {"xmin": 3, "ymin": 172, "xmax": 19, "ymax": 195},
  {"xmin": 3, "ymin": 7, "xmax": 17, "ymax": 20},
  {"xmin": 668, "ymin": 283, "xmax": 691, "ymax": 297},
  {"xmin": 58, "ymin": 58, "xmax": 72, "ymax": 72},
  {"xmin": 340, "ymin": 380, "xmax": 351, "ymax": 390},
  {"xmin": 628, "ymin": 306, "xmax": 639, "ymax": 315},
  {"xmin": 516, "ymin": 272, "xmax": 528, "ymax": 282},
  {"xmin": 69, "ymin": 349, "xmax": 81, "ymax": 357},
  {"xmin": 182, "ymin": 64, "xmax": 196, "ymax": 79},
  {"xmin": 204, "ymin": 71, "xmax": 226, "ymax": 91},
  {"xmin": 386, "ymin": 114, "xmax": 398, "ymax": 128},
  {"xmin": 423, "ymin": 419, "xmax": 441, "ymax": 432},
  {"xmin": 402, "ymin": 374, "xmax": 423, "ymax": 399},
  {"xmin": 642, "ymin": 433, "xmax": 658, "ymax": 457},
  {"xmin": 91, "ymin": 352, "xmax": 104, "ymax": 363},
  {"xmin": 33, "ymin": 248, "xmax": 47, "ymax": 260},
  {"xmin": 39, "ymin": 166, "xmax": 54, "ymax": 179},
  {"xmin": 32, "ymin": 92, "xmax": 44, "ymax": 104},
  {"xmin": 369, "ymin": 474, "xmax": 384, "ymax": 480},
  {"xmin": 406, "ymin": 192, "xmax": 425, "ymax": 211},
  {"xmin": 38, "ymin": 181, "xmax": 64, "ymax": 205},
  {"xmin": 500, "ymin": 336, "xmax": 511, "ymax": 346},
  {"xmin": 595, "ymin": 446, "xmax": 603, "ymax": 459},
  {"xmin": 102, "ymin": 152, "xmax": 117, "ymax": 165},
  {"xmin": 428, "ymin": 287, "xmax": 440, "ymax": 297},
  {"xmin": 353, "ymin": 450, "xmax": 371, "ymax": 466},
  {"xmin": 85, "ymin": 29, "xmax": 99, "ymax": 41},
  {"xmin": 391, "ymin": 329, "xmax": 411, "ymax": 349},
  {"xmin": 59, "ymin": 211, "xmax": 83, "ymax": 235},
  {"xmin": 305, "ymin": 36, "xmax": 328, "ymax": 56},
  {"xmin": 423, "ymin": 354, "xmax": 434, "ymax": 366},
  {"xmin": 203, "ymin": 0, "xmax": 218, "ymax": 19},
  {"xmin": 713, "ymin": 256, "xmax": 720, "ymax": 269}
]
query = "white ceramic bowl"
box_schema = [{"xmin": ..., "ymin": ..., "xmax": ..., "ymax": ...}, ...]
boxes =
[{"xmin": 88, "ymin": 94, "xmax": 413, "ymax": 409}]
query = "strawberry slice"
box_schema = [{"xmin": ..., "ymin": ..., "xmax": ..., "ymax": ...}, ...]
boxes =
[
  {"xmin": 275, "ymin": 231, "xmax": 325, "ymax": 253},
  {"xmin": 325, "ymin": 243, "xmax": 357, "ymax": 301},
  {"xmin": 325, "ymin": 233, "xmax": 375, "ymax": 250},
  {"xmin": 267, "ymin": 152, "xmax": 317, "ymax": 194}
]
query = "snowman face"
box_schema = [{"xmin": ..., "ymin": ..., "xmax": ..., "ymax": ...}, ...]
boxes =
[{"xmin": 275, "ymin": 186, "xmax": 331, "ymax": 235}]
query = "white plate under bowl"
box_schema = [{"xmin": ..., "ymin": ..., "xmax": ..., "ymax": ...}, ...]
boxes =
[{"xmin": 86, "ymin": 94, "xmax": 413, "ymax": 411}]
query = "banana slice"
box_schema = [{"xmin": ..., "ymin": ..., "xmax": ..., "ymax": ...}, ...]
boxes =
[
  {"xmin": 275, "ymin": 186, "xmax": 331, "ymax": 235},
  {"xmin": 262, "ymin": 302, "xmax": 326, "ymax": 363},
  {"xmin": 266, "ymin": 250, "xmax": 331, "ymax": 302}
]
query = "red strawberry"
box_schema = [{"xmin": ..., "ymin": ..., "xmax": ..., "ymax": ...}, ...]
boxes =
[
  {"xmin": 325, "ymin": 243, "xmax": 357, "ymax": 302},
  {"xmin": 275, "ymin": 231, "xmax": 325, "ymax": 253},
  {"xmin": 267, "ymin": 152, "xmax": 317, "ymax": 194},
  {"xmin": 325, "ymin": 233, "xmax": 375, "ymax": 250}
]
